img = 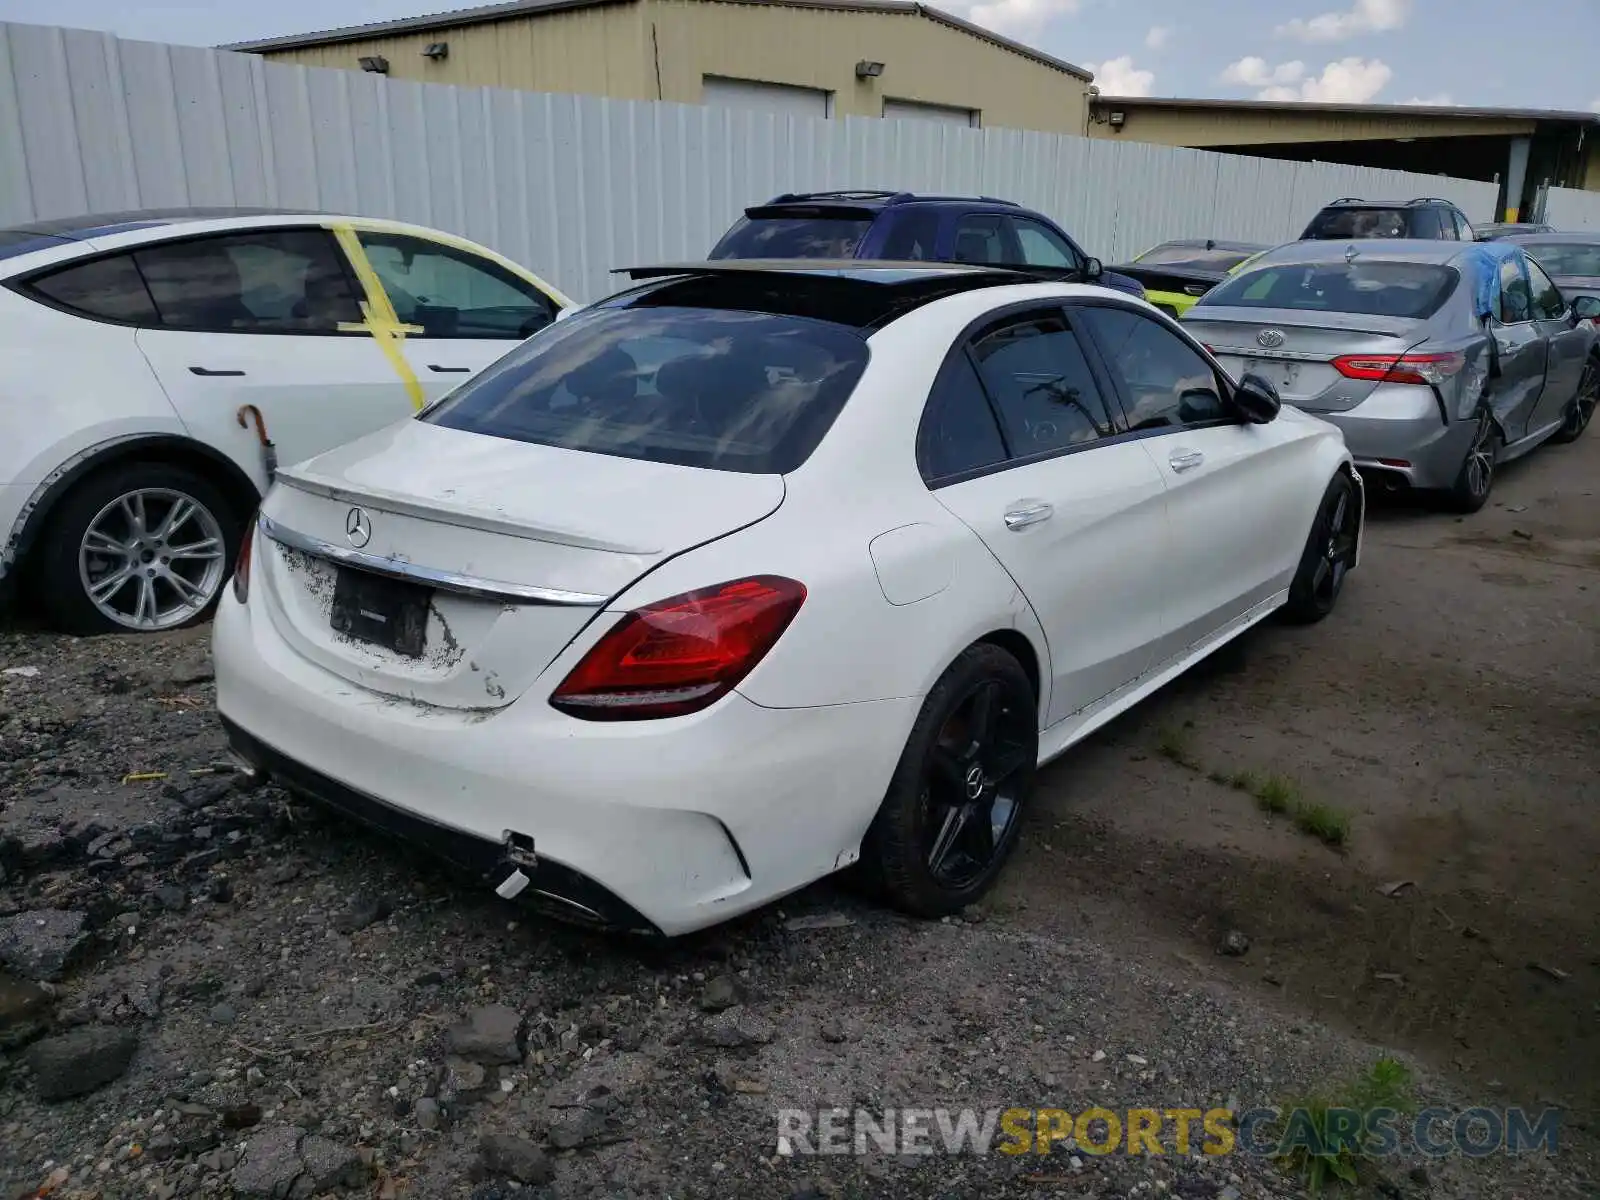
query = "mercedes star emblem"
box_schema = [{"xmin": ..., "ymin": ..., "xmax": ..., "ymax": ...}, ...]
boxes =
[
  {"xmin": 345, "ymin": 507, "xmax": 372, "ymax": 549},
  {"xmin": 1257, "ymin": 328, "xmax": 1286, "ymax": 349}
]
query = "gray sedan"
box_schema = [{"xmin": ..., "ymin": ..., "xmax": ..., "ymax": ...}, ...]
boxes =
[
  {"xmin": 1505, "ymin": 231, "xmax": 1600, "ymax": 310},
  {"xmin": 1183, "ymin": 239, "xmax": 1600, "ymax": 511}
]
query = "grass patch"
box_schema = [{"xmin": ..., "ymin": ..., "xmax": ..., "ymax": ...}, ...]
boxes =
[
  {"xmin": 1293, "ymin": 801, "xmax": 1352, "ymax": 848},
  {"xmin": 1276, "ymin": 1057, "xmax": 1414, "ymax": 1193},
  {"xmin": 1155, "ymin": 725, "xmax": 1197, "ymax": 768},
  {"xmin": 1253, "ymin": 773, "xmax": 1298, "ymax": 815},
  {"xmin": 1206, "ymin": 769, "xmax": 1230, "ymax": 786},
  {"xmin": 1228, "ymin": 768, "xmax": 1261, "ymax": 793}
]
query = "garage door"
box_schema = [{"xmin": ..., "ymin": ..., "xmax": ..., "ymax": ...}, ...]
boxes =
[
  {"xmin": 701, "ymin": 76, "xmax": 831, "ymax": 120},
  {"xmin": 882, "ymin": 98, "xmax": 978, "ymax": 127}
]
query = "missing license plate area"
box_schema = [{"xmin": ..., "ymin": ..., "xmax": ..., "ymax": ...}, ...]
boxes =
[{"xmin": 330, "ymin": 567, "xmax": 432, "ymax": 657}]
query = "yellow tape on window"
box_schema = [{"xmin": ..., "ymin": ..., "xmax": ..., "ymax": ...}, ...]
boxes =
[{"xmin": 331, "ymin": 223, "xmax": 428, "ymax": 412}]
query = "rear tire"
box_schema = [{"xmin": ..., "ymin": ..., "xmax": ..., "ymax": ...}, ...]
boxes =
[
  {"xmin": 1444, "ymin": 408, "xmax": 1499, "ymax": 514},
  {"xmin": 1549, "ymin": 356, "xmax": 1598, "ymax": 445},
  {"xmin": 1282, "ymin": 472, "xmax": 1359, "ymax": 625},
  {"xmin": 861, "ymin": 644, "xmax": 1038, "ymax": 918},
  {"xmin": 32, "ymin": 463, "xmax": 240, "ymax": 635}
]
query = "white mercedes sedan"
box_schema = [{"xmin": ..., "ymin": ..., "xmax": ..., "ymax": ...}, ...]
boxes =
[{"xmin": 214, "ymin": 261, "xmax": 1364, "ymax": 936}]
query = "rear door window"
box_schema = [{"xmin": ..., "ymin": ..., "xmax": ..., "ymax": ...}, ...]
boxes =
[
  {"xmin": 710, "ymin": 215, "xmax": 873, "ymax": 259},
  {"xmin": 1203, "ymin": 262, "xmax": 1458, "ymax": 319},
  {"xmin": 424, "ymin": 306, "xmax": 869, "ymax": 473},
  {"xmin": 132, "ymin": 229, "xmax": 364, "ymax": 333},
  {"xmin": 967, "ymin": 310, "xmax": 1115, "ymax": 455}
]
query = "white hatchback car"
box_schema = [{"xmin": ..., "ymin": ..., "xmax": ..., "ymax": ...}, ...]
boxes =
[
  {"xmin": 0, "ymin": 207, "xmax": 570, "ymax": 633},
  {"xmin": 215, "ymin": 261, "xmax": 1363, "ymax": 936}
]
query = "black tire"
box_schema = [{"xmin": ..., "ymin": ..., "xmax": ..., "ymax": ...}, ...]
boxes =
[
  {"xmin": 861, "ymin": 643, "xmax": 1038, "ymax": 918},
  {"xmin": 1282, "ymin": 472, "xmax": 1359, "ymax": 625},
  {"xmin": 1549, "ymin": 356, "xmax": 1599, "ymax": 445},
  {"xmin": 31, "ymin": 462, "xmax": 241, "ymax": 635},
  {"xmin": 1444, "ymin": 408, "xmax": 1499, "ymax": 514}
]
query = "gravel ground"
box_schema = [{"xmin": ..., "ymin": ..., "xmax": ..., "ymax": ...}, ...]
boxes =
[{"xmin": 2, "ymin": 434, "xmax": 1597, "ymax": 1200}]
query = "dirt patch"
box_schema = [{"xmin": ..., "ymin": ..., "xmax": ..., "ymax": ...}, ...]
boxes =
[{"xmin": 1008, "ymin": 431, "xmax": 1600, "ymax": 1145}]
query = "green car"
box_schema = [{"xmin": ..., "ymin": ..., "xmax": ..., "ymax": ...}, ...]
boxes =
[{"xmin": 1107, "ymin": 239, "xmax": 1270, "ymax": 318}]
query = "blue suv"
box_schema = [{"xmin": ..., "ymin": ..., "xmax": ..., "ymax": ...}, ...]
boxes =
[{"xmin": 709, "ymin": 190, "xmax": 1145, "ymax": 299}]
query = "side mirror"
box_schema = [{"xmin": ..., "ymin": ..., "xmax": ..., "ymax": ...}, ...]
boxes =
[
  {"xmin": 1084, "ymin": 257, "xmax": 1104, "ymax": 280},
  {"xmin": 1234, "ymin": 373, "xmax": 1282, "ymax": 424},
  {"xmin": 1572, "ymin": 296, "xmax": 1600, "ymax": 322},
  {"xmin": 1178, "ymin": 388, "xmax": 1227, "ymax": 424}
]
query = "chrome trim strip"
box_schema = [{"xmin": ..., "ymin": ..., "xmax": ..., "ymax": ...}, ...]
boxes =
[
  {"xmin": 1208, "ymin": 345, "xmax": 1329, "ymax": 364},
  {"xmin": 257, "ymin": 513, "xmax": 607, "ymax": 607}
]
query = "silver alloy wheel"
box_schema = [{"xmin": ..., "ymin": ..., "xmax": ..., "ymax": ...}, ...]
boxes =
[
  {"xmin": 77, "ymin": 488, "xmax": 227, "ymax": 631},
  {"xmin": 1463, "ymin": 412, "xmax": 1495, "ymax": 499}
]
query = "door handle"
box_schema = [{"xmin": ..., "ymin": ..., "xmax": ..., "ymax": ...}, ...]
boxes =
[
  {"xmin": 189, "ymin": 366, "xmax": 246, "ymax": 377},
  {"xmin": 1168, "ymin": 449, "xmax": 1205, "ymax": 473},
  {"xmin": 427, "ymin": 364, "xmax": 473, "ymax": 373},
  {"xmin": 1003, "ymin": 502, "xmax": 1053, "ymax": 531}
]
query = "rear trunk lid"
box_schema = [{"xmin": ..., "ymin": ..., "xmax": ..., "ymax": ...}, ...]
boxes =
[
  {"xmin": 1182, "ymin": 307, "xmax": 1429, "ymax": 412},
  {"xmin": 255, "ymin": 420, "xmax": 785, "ymax": 709}
]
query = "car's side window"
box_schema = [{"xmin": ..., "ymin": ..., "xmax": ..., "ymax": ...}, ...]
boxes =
[
  {"xmin": 1499, "ymin": 259, "xmax": 1533, "ymax": 323},
  {"xmin": 1007, "ymin": 218, "xmax": 1080, "ymax": 269},
  {"xmin": 133, "ymin": 229, "xmax": 364, "ymax": 333},
  {"xmin": 355, "ymin": 232, "xmax": 557, "ymax": 339},
  {"xmin": 1080, "ymin": 305, "xmax": 1229, "ymax": 432},
  {"xmin": 952, "ymin": 215, "xmax": 1007, "ymax": 264},
  {"xmin": 879, "ymin": 209, "xmax": 942, "ymax": 261},
  {"xmin": 917, "ymin": 352, "xmax": 1009, "ymax": 483},
  {"xmin": 1453, "ymin": 211, "xmax": 1474, "ymax": 241},
  {"xmin": 1525, "ymin": 258, "xmax": 1566, "ymax": 320},
  {"xmin": 1409, "ymin": 208, "xmax": 1443, "ymax": 239},
  {"xmin": 968, "ymin": 310, "xmax": 1115, "ymax": 456},
  {"xmin": 26, "ymin": 254, "xmax": 160, "ymax": 325}
]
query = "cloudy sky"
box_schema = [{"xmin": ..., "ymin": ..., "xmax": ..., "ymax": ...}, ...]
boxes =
[{"xmin": 0, "ymin": 0, "xmax": 1596, "ymax": 113}]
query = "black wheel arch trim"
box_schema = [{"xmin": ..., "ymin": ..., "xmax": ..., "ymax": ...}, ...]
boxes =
[{"xmin": 2, "ymin": 433, "xmax": 261, "ymax": 586}]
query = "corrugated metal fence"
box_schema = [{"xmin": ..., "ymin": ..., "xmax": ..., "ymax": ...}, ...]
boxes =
[
  {"xmin": 0, "ymin": 21, "xmax": 1501, "ymax": 303},
  {"xmin": 1544, "ymin": 186, "xmax": 1600, "ymax": 232}
]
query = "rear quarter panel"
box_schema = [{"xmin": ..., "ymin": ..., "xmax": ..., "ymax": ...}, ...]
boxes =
[{"xmin": 0, "ymin": 286, "xmax": 186, "ymax": 490}]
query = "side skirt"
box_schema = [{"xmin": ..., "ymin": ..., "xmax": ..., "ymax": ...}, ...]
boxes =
[{"xmin": 1036, "ymin": 589, "xmax": 1288, "ymax": 768}]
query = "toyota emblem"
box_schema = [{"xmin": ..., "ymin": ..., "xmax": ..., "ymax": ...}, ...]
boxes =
[
  {"xmin": 1257, "ymin": 328, "xmax": 1286, "ymax": 349},
  {"xmin": 345, "ymin": 507, "xmax": 372, "ymax": 549}
]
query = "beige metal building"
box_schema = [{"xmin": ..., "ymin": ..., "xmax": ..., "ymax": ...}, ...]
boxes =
[
  {"xmin": 226, "ymin": 0, "xmax": 1094, "ymax": 135},
  {"xmin": 1086, "ymin": 96, "xmax": 1600, "ymax": 220}
]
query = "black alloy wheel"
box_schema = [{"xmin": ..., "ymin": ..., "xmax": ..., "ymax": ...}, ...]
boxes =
[
  {"xmin": 1284, "ymin": 472, "xmax": 1360, "ymax": 624},
  {"xmin": 1552, "ymin": 357, "xmax": 1599, "ymax": 444},
  {"xmin": 862, "ymin": 643, "xmax": 1038, "ymax": 917}
]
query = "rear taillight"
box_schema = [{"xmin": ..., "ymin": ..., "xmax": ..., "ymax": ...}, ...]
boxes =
[
  {"xmin": 550, "ymin": 576, "xmax": 806, "ymax": 721},
  {"xmin": 232, "ymin": 517, "xmax": 255, "ymax": 605},
  {"xmin": 1332, "ymin": 352, "xmax": 1466, "ymax": 386}
]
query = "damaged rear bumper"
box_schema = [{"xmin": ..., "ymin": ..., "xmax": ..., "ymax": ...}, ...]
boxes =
[{"xmin": 223, "ymin": 716, "xmax": 662, "ymax": 934}]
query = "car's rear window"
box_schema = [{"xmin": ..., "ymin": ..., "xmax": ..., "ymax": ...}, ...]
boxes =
[
  {"xmin": 1303, "ymin": 208, "xmax": 1412, "ymax": 240},
  {"xmin": 1134, "ymin": 245, "xmax": 1259, "ymax": 272},
  {"xmin": 710, "ymin": 216, "xmax": 874, "ymax": 259},
  {"xmin": 423, "ymin": 306, "xmax": 869, "ymax": 473},
  {"xmin": 1520, "ymin": 242, "xmax": 1600, "ymax": 277},
  {"xmin": 1201, "ymin": 261, "xmax": 1458, "ymax": 319}
]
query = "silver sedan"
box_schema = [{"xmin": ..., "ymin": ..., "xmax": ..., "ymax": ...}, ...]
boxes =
[{"xmin": 1183, "ymin": 239, "xmax": 1600, "ymax": 511}]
